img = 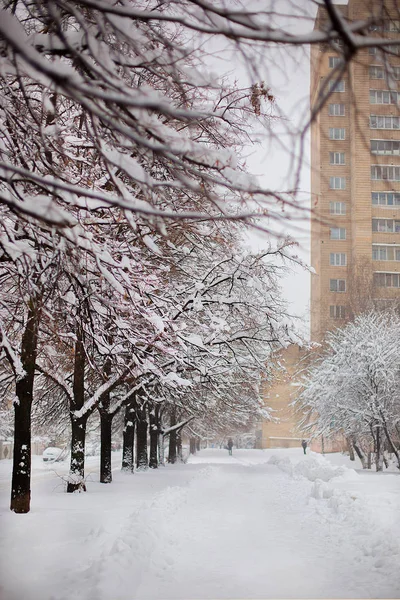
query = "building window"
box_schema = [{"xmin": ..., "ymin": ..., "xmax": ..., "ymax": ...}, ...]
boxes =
[
  {"xmin": 391, "ymin": 67, "xmax": 400, "ymax": 80},
  {"xmin": 330, "ymin": 227, "xmax": 346, "ymax": 240},
  {"xmin": 369, "ymin": 45, "xmax": 400, "ymax": 56},
  {"xmin": 371, "ymin": 165, "xmax": 400, "ymax": 181},
  {"xmin": 372, "ymin": 218, "xmax": 400, "ymax": 232},
  {"xmin": 370, "ymin": 89, "xmax": 399, "ymax": 104},
  {"xmin": 369, "ymin": 65, "xmax": 400, "ymax": 81},
  {"xmin": 330, "ymin": 305, "xmax": 346, "ymax": 319},
  {"xmin": 371, "ymin": 140, "xmax": 400, "ymax": 155},
  {"xmin": 373, "ymin": 246, "xmax": 388, "ymax": 260},
  {"xmin": 374, "ymin": 272, "xmax": 400, "ymax": 287},
  {"xmin": 330, "ymin": 252, "xmax": 347, "ymax": 266},
  {"xmin": 329, "ymin": 176, "xmax": 346, "ymax": 189},
  {"xmin": 372, "ymin": 246, "xmax": 400, "ymax": 261},
  {"xmin": 329, "ymin": 152, "xmax": 345, "ymax": 164},
  {"xmin": 330, "ymin": 279, "xmax": 346, "ymax": 292},
  {"xmin": 369, "ymin": 66, "xmax": 385, "ymax": 79},
  {"xmin": 372, "ymin": 192, "xmax": 400, "ymax": 206},
  {"xmin": 369, "ymin": 65, "xmax": 400, "ymax": 82},
  {"xmin": 370, "ymin": 115, "xmax": 400, "ymax": 129},
  {"xmin": 385, "ymin": 20, "xmax": 400, "ymax": 32},
  {"xmin": 328, "ymin": 56, "xmax": 342, "ymax": 68},
  {"xmin": 329, "ymin": 127, "xmax": 346, "ymax": 140},
  {"xmin": 329, "ymin": 103, "xmax": 345, "ymax": 116},
  {"xmin": 369, "ymin": 20, "xmax": 400, "ymax": 32},
  {"xmin": 328, "ymin": 79, "xmax": 345, "ymax": 92},
  {"xmin": 330, "ymin": 201, "xmax": 346, "ymax": 214}
]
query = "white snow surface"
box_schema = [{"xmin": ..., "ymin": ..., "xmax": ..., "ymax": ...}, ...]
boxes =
[{"xmin": 0, "ymin": 449, "xmax": 399, "ymax": 599}]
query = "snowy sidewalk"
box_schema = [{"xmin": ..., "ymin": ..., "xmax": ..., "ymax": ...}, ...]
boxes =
[{"xmin": 0, "ymin": 449, "xmax": 399, "ymax": 599}]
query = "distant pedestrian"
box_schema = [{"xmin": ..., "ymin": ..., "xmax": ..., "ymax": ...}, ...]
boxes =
[
  {"xmin": 227, "ymin": 438, "xmax": 233, "ymax": 456},
  {"xmin": 301, "ymin": 439, "xmax": 307, "ymax": 455}
]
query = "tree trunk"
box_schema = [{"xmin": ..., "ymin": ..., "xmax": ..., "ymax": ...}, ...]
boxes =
[
  {"xmin": 353, "ymin": 439, "xmax": 367, "ymax": 469},
  {"xmin": 99, "ymin": 411, "xmax": 113, "ymax": 483},
  {"xmin": 375, "ymin": 427, "xmax": 383, "ymax": 472},
  {"xmin": 196, "ymin": 438, "xmax": 200, "ymax": 452},
  {"xmin": 382, "ymin": 421, "xmax": 400, "ymax": 470},
  {"xmin": 10, "ymin": 300, "xmax": 41, "ymax": 513},
  {"xmin": 346, "ymin": 437, "xmax": 355, "ymax": 461},
  {"xmin": 122, "ymin": 404, "xmax": 135, "ymax": 472},
  {"xmin": 383, "ymin": 451, "xmax": 389, "ymax": 469},
  {"xmin": 149, "ymin": 410, "xmax": 158, "ymax": 469},
  {"xmin": 176, "ymin": 429, "xmax": 183, "ymax": 462},
  {"xmin": 99, "ymin": 355, "xmax": 113, "ymax": 483},
  {"xmin": 190, "ymin": 437, "xmax": 196, "ymax": 454},
  {"xmin": 67, "ymin": 325, "xmax": 87, "ymax": 493},
  {"xmin": 158, "ymin": 432, "xmax": 165, "ymax": 466},
  {"xmin": 136, "ymin": 405, "xmax": 148, "ymax": 470},
  {"xmin": 367, "ymin": 451, "xmax": 372, "ymax": 469},
  {"xmin": 168, "ymin": 408, "xmax": 177, "ymax": 464},
  {"xmin": 67, "ymin": 415, "xmax": 88, "ymax": 492}
]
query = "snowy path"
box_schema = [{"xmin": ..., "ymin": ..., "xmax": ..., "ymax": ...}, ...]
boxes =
[{"xmin": 0, "ymin": 449, "xmax": 399, "ymax": 599}]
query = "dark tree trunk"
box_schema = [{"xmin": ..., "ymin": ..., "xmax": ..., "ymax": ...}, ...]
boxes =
[
  {"xmin": 168, "ymin": 429, "xmax": 177, "ymax": 464},
  {"xmin": 98, "ymin": 355, "xmax": 113, "ymax": 484},
  {"xmin": 367, "ymin": 451, "xmax": 372, "ymax": 469},
  {"xmin": 67, "ymin": 415, "xmax": 88, "ymax": 492},
  {"xmin": 196, "ymin": 438, "xmax": 200, "ymax": 452},
  {"xmin": 190, "ymin": 437, "xmax": 196, "ymax": 454},
  {"xmin": 149, "ymin": 410, "xmax": 158, "ymax": 469},
  {"xmin": 376, "ymin": 426, "xmax": 383, "ymax": 472},
  {"xmin": 67, "ymin": 325, "xmax": 87, "ymax": 493},
  {"xmin": 168, "ymin": 408, "xmax": 177, "ymax": 464},
  {"xmin": 381, "ymin": 419, "xmax": 400, "ymax": 470},
  {"xmin": 346, "ymin": 437, "xmax": 355, "ymax": 461},
  {"xmin": 122, "ymin": 404, "xmax": 135, "ymax": 472},
  {"xmin": 99, "ymin": 411, "xmax": 113, "ymax": 483},
  {"xmin": 352, "ymin": 438, "xmax": 367, "ymax": 469},
  {"xmin": 176, "ymin": 429, "xmax": 183, "ymax": 461},
  {"xmin": 158, "ymin": 433, "xmax": 165, "ymax": 465},
  {"xmin": 136, "ymin": 405, "xmax": 148, "ymax": 470},
  {"xmin": 10, "ymin": 300, "xmax": 41, "ymax": 513},
  {"xmin": 383, "ymin": 451, "xmax": 389, "ymax": 469}
]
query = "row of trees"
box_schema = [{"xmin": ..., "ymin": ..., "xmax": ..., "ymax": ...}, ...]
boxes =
[
  {"xmin": 0, "ymin": 0, "xmax": 307, "ymax": 514},
  {"xmin": 298, "ymin": 312, "xmax": 400, "ymax": 472}
]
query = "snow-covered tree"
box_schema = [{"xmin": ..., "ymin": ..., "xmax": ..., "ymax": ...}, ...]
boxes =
[
  {"xmin": 298, "ymin": 312, "xmax": 400, "ymax": 471},
  {"xmin": 2, "ymin": 1, "xmax": 399, "ymax": 236}
]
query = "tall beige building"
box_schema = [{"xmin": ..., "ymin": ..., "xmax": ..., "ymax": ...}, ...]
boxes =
[{"xmin": 311, "ymin": 0, "xmax": 400, "ymax": 341}]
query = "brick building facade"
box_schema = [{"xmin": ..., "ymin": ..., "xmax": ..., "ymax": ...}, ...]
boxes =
[{"xmin": 311, "ymin": 0, "xmax": 400, "ymax": 341}]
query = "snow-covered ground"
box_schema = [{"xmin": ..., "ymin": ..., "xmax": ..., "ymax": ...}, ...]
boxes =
[{"xmin": 0, "ymin": 448, "xmax": 399, "ymax": 600}]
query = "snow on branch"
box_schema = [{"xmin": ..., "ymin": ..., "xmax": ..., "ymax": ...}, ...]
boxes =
[{"xmin": 0, "ymin": 323, "xmax": 25, "ymax": 380}]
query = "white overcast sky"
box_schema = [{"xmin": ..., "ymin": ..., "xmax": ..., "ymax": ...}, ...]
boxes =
[
  {"xmin": 198, "ymin": 0, "xmax": 351, "ymax": 337},
  {"xmin": 203, "ymin": 1, "xmax": 324, "ymax": 333}
]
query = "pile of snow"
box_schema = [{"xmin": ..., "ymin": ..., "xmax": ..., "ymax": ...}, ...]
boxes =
[
  {"xmin": 268, "ymin": 452, "xmax": 400, "ymax": 576},
  {"xmin": 268, "ymin": 452, "xmax": 358, "ymax": 482}
]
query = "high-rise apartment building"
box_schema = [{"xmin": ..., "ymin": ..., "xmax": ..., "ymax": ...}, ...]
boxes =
[{"xmin": 310, "ymin": 0, "xmax": 400, "ymax": 341}]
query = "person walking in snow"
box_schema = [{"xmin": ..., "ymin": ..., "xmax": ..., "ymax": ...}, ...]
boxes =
[
  {"xmin": 227, "ymin": 438, "xmax": 233, "ymax": 456},
  {"xmin": 301, "ymin": 439, "xmax": 307, "ymax": 455}
]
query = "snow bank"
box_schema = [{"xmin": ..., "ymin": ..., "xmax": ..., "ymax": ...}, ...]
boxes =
[
  {"xmin": 268, "ymin": 452, "xmax": 400, "ymax": 576},
  {"xmin": 268, "ymin": 452, "xmax": 358, "ymax": 482}
]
